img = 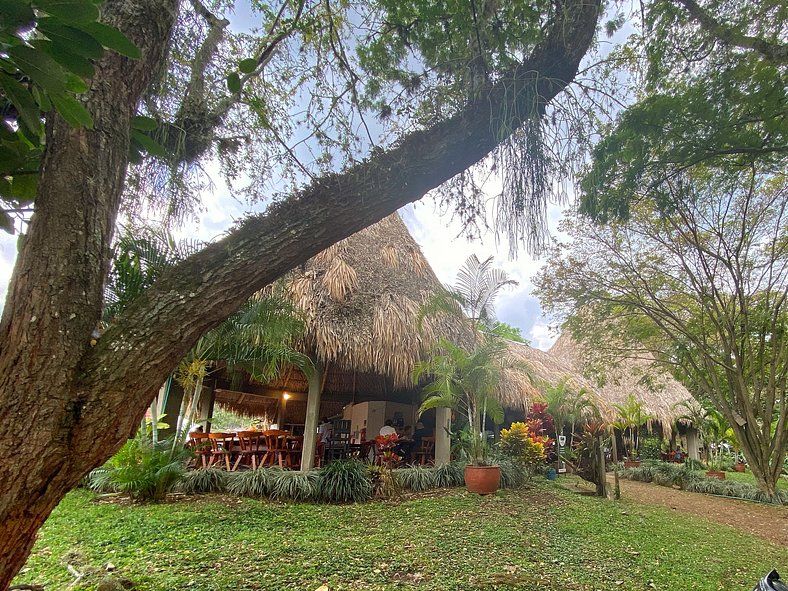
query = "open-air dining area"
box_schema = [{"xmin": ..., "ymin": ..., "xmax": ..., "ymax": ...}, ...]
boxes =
[{"xmin": 186, "ymin": 420, "xmax": 437, "ymax": 472}]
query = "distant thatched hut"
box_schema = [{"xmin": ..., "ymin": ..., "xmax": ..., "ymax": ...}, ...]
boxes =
[
  {"xmin": 212, "ymin": 213, "xmax": 471, "ymax": 468},
  {"xmin": 549, "ymin": 334, "xmax": 693, "ymax": 429}
]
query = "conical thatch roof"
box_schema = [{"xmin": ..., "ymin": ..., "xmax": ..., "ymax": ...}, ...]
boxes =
[
  {"xmin": 268, "ymin": 213, "xmax": 472, "ymax": 388},
  {"xmin": 549, "ymin": 333, "xmax": 694, "ymax": 430}
]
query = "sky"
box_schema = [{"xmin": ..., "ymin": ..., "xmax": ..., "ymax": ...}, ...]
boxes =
[
  {"xmin": 0, "ymin": 170, "xmax": 565, "ymax": 350},
  {"xmin": 1, "ymin": 2, "xmax": 631, "ymax": 351}
]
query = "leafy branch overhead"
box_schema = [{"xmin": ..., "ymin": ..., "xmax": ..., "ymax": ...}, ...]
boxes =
[{"xmin": 0, "ymin": 0, "xmax": 141, "ymax": 232}]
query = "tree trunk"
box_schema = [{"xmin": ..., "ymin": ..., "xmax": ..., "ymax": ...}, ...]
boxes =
[{"xmin": 0, "ymin": 1, "xmax": 601, "ymax": 587}]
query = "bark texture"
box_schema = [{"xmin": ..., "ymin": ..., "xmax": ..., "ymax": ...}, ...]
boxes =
[{"xmin": 0, "ymin": 0, "xmax": 601, "ymax": 587}]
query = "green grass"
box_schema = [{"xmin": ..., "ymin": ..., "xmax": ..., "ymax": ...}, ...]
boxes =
[
  {"xmin": 723, "ymin": 470, "xmax": 788, "ymax": 490},
  {"xmin": 15, "ymin": 482, "xmax": 788, "ymax": 591}
]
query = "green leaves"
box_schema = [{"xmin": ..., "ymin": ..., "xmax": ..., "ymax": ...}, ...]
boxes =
[
  {"xmin": 36, "ymin": 0, "xmax": 99, "ymax": 23},
  {"xmin": 0, "ymin": 0, "xmax": 142, "ymax": 229},
  {"xmin": 77, "ymin": 21, "xmax": 141, "ymax": 59},
  {"xmin": 238, "ymin": 58, "xmax": 257, "ymax": 73},
  {"xmin": 226, "ymin": 72, "xmax": 241, "ymax": 93},
  {"xmin": 50, "ymin": 94, "xmax": 93, "ymax": 128}
]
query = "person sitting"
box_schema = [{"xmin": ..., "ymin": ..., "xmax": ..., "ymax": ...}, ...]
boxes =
[
  {"xmin": 674, "ymin": 446, "xmax": 684, "ymax": 463},
  {"xmin": 318, "ymin": 417, "xmax": 332, "ymax": 443},
  {"xmin": 379, "ymin": 419, "xmax": 397, "ymax": 437}
]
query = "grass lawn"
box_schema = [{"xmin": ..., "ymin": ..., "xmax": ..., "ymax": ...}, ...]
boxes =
[{"xmin": 16, "ymin": 481, "xmax": 787, "ymax": 591}]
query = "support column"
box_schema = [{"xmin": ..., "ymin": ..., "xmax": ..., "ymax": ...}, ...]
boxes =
[
  {"xmin": 301, "ymin": 359, "xmax": 324, "ymax": 472},
  {"xmin": 435, "ymin": 407, "xmax": 452, "ymax": 465},
  {"xmin": 686, "ymin": 427, "xmax": 700, "ymax": 460},
  {"xmin": 159, "ymin": 377, "xmax": 184, "ymax": 439}
]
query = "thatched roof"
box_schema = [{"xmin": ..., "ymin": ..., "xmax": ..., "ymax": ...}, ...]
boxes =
[
  {"xmin": 498, "ymin": 340, "xmax": 599, "ymax": 411},
  {"xmin": 214, "ymin": 213, "xmax": 474, "ymax": 418},
  {"xmin": 549, "ymin": 333, "xmax": 694, "ymax": 429},
  {"xmin": 277, "ymin": 213, "xmax": 471, "ymax": 387}
]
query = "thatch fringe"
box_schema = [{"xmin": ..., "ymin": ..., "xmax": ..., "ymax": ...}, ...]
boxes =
[
  {"xmin": 549, "ymin": 334, "xmax": 693, "ymax": 432},
  {"xmin": 322, "ymin": 257, "xmax": 358, "ymax": 302}
]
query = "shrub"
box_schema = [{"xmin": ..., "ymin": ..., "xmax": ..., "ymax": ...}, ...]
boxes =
[
  {"xmin": 178, "ymin": 467, "xmax": 228, "ymax": 494},
  {"xmin": 395, "ymin": 465, "xmax": 437, "ymax": 492},
  {"xmin": 369, "ymin": 465, "xmax": 401, "ymax": 498},
  {"xmin": 622, "ymin": 460, "xmax": 788, "ymax": 504},
  {"xmin": 269, "ymin": 470, "xmax": 319, "ymax": 501},
  {"xmin": 87, "ymin": 437, "xmax": 192, "ymax": 502},
  {"xmin": 639, "ymin": 436, "xmax": 662, "ymax": 461},
  {"xmin": 499, "ymin": 422, "xmax": 546, "ymax": 473},
  {"xmin": 433, "ymin": 461, "xmax": 467, "ymax": 488},
  {"xmin": 226, "ymin": 468, "xmax": 276, "ymax": 498},
  {"xmin": 497, "ymin": 457, "xmax": 528, "ymax": 489},
  {"xmin": 317, "ymin": 460, "xmax": 372, "ymax": 503}
]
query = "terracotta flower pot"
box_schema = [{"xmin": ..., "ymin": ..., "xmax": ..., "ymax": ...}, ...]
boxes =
[
  {"xmin": 624, "ymin": 460, "xmax": 641, "ymax": 469},
  {"xmin": 733, "ymin": 463, "xmax": 746, "ymax": 473},
  {"xmin": 705, "ymin": 470, "xmax": 726, "ymax": 480},
  {"xmin": 464, "ymin": 465, "xmax": 501, "ymax": 495}
]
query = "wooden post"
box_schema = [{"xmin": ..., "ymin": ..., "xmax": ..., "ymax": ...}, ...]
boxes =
[
  {"xmin": 301, "ymin": 358, "xmax": 324, "ymax": 472},
  {"xmin": 596, "ymin": 434, "xmax": 607, "ymax": 498},
  {"xmin": 435, "ymin": 407, "xmax": 451, "ymax": 465},
  {"xmin": 611, "ymin": 430, "xmax": 620, "ymax": 499}
]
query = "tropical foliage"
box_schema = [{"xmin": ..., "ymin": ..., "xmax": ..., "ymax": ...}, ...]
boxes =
[
  {"xmin": 414, "ymin": 338, "xmax": 506, "ymax": 466},
  {"xmin": 87, "ymin": 437, "xmax": 192, "ymax": 502},
  {"xmin": 499, "ymin": 422, "xmax": 546, "ymax": 474},
  {"xmin": 612, "ymin": 394, "xmax": 653, "ymax": 459}
]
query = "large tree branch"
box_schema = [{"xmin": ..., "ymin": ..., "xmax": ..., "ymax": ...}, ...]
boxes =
[
  {"xmin": 673, "ymin": 0, "xmax": 788, "ymax": 65},
  {"xmin": 77, "ymin": 0, "xmax": 602, "ymax": 454}
]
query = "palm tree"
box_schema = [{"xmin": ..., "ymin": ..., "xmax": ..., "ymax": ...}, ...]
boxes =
[
  {"xmin": 542, "ymin": 379, "xmax": 596, "ymax": 453},
  {"xmin": 413, "ymin": 338, "xmax": 507, "ymax": 465},
  {"xmin": 105, "ymin": 228, "xmax": 309, "ymax": 444},
  {"xmin": 612, "ymin": 394, "xmax": 653, "ymax": 459},
  {"xmin": 416, "ymin": 254, "xmax": 523, "ymax": 465},
  {"xmin": 454, "ymin": 254, "xmax": 518, "ymax": 327}
]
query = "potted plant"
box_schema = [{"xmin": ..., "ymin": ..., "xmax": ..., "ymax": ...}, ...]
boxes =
[
  {"xmin": 414, "ymin": 337, "xmax": 507, "ymax": 494},
  {"xmin": 705, "ymin": 455, "xmax": 726, "ymax": 480}
]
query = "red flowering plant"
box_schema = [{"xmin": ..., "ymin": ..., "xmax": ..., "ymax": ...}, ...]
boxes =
[
  {"xmin": 524, "ymin": 407, "xmax": 555, "ymax": 461},
  {"xmin": 374, "ymin": 433, "xmax": 402, "ymax": 467}
]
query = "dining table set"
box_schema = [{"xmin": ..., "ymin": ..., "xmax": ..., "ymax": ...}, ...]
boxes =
[{"xmin": 187, "ymin": 429, "xmax": 304, "ymax": 471}]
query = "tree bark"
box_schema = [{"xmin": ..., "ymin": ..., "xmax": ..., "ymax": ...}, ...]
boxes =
[
  {"xmin": 0, "ymin": 0, "xmax": 179, "ymax": 587},
  {"xmin": 0, "ymin": 0, "xmax": 601, "ymax": 587}
]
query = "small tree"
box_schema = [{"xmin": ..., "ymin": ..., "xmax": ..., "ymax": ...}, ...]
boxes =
[
  {"xmin": 612, "ymin": 394, "xmax": 652, "ymax": 459},
  {"xmin": 414, "ymin": 337, "xmax": 507, "ymax": 466}
]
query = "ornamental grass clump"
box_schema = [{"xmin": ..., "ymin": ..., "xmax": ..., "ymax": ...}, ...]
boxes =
[
  {"xmin": 317, "ymin": 460, "xmax": 372, "ymax": 503},
  {"xmin": 269, "ymin": 470, "xmax": 319, "ymax": 501},
  {"xmin": 395, "ymin": 465, "xmax": 437, "ymax": 492},
  {"xmin": 178, "ymin": 467, "xmax": 228, "ymax": 494},
  {"xmin": 496, "ymin": 456, "xmax": 528, "ymax": 488},
  {"xmin": 433, "ymin": 461, "xmax": 467, "ymax": 488},
  {"xmin": 225, "ymin": 468, "xmax": 277, "ymax": 498}
]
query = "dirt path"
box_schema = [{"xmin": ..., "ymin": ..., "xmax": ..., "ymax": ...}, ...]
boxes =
[{"xmin": 578, "ymin": 476, "xmax": 788, "ymax": 546}]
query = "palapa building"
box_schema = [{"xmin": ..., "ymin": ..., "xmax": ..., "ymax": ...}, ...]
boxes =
[{"xmin": 207, "ymin": 213, "xmax": 472, "ymax": 469}]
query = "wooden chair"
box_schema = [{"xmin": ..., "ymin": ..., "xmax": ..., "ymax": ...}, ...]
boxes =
[
  {"xmin": 187, "ymin": 432, "xmax": 211, "ymax": 468},
  {"xmin": 233, "ymin": 431, "xmax": 266, "ymax": 471},
  {"xmin": 208, "ymin": 432, "xmax": 237, "ymax": 470},
  {"xmin": 414, "ymin": 436, "xmax": 436, "ymax": 465},
  {"xmin": 287, "ymin": 435, "xmax": 304, "ymax": 470},
  {"xmin": 261, "ymin": 430, "xmax": 291, "ymax": 468}
]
